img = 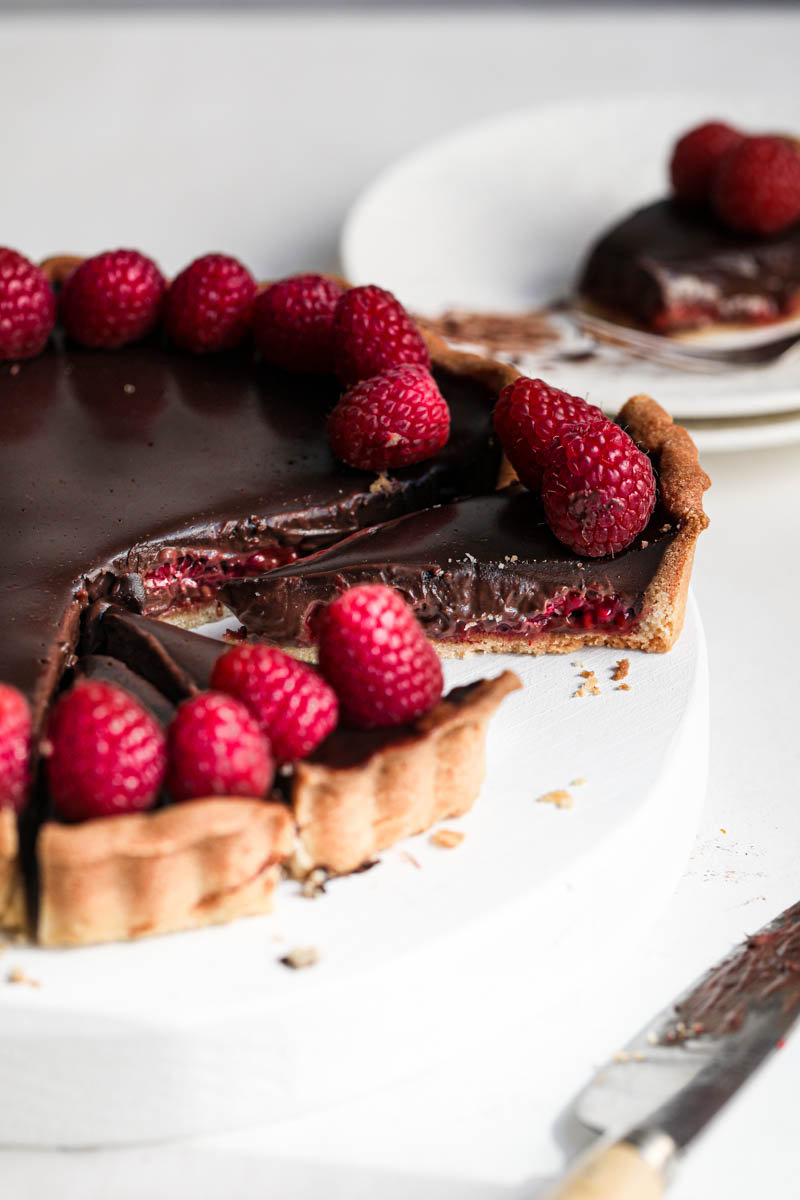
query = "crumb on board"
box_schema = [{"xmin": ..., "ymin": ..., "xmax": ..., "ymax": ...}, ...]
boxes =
[
  {"xmin": 301, "ymin": 867, "xmax": 329, "ymax": 899},
  {"xmin": 613, "ymin": 1049, "xmax": 630, "ymax": 1063},
  {"xmin": 573, "ymin": 669, "xmax": 600, "ymax": 698},
  {"xmin": 616, "ymin": 683, "xmax": 631, "ymax": 692},
  {"xmin": 7, "ymin": 966, "xmax": 41, "ymax": 988},
  {"xmin": 399, "ymin": 850, "xmax": 422, "ymax": 869},
  {"xmin": 537, "ymin": 788, "xmax": 574, "ymax": 810},
  {"xmin": 570, "ymin": 777, "xmax": 587, "ymax": 787},
  {"xmin": 279, "ymin": 946, "xmax": 320, "ymax": 970},
  {"xmin": 720, "ymin": 828, "xmax": 727, "ymax": 835},
  {"xmin": 430, "ymin": 828, "xmax": 465, "ymax": 849},
  {"xmin": 612, "ymin": 658, "xmax": 630, "ymax": 682}
]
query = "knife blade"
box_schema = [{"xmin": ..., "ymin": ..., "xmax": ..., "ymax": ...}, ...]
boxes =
[{"xmin": 546, "ymin": 898, "xmax": 800, "ymax": 1199}]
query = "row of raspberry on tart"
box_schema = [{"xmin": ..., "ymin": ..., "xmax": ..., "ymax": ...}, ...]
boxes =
[{"xmin": 0, "ymin": 584, "xmax": 443, "ymax": 821}]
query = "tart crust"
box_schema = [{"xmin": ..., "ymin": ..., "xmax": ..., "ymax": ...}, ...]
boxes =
[
  {"xmin": 291, "ymin": 671, "xmax": 521, "ymax": 876},
  {"xmin": 0, "ymin": 808, "xmax": 24, "ymax": 933},
  {"xmin": 37, "ymin": 799, "xmax": 294, "ymax": 947}
]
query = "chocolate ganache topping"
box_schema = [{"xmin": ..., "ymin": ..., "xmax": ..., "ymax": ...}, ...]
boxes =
[
  {"xmin": 578, "ymin": 198, "xmax": 800, "ymax": 332},
  {"xmin": 1, "ymin": 339, "xmax": 500, "ymax": 733}
]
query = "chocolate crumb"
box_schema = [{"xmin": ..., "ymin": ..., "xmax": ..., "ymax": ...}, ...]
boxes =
[
  {"xmin": 279, "ymin": 946, "xmax": 320, "ymax": 970},
  {"xmin": 430, "ymin": 828, "xmax": 465, "ymax": 849}
]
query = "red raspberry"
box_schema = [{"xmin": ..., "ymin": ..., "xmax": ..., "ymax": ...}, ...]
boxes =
[
  {"xmin": 332, "ymin": 284, "xmax": 430, "ymax": 384},
  {"xmin": 711, "ymin": 135, "xmax": 800, "ymax": 235},
  {"xmin": 317, "ymin": 585, "xmax": 443, "ymax": 729},
  {"xmin": 45, "ymin": 681, "xmax": 166, "ymax": 822},
  {"xmin": 252, "ymin": 273, "xmax": 343, "ymax": 373},
  {"xmin": 541, "ymin": 423, "xmax": 656, "ymax": 558},
  {"xmin": 60, "ymin": 249, "xmax": 165, "ymax": 348},
  {"xmin": 0, "ymin": 248, "xmax": 56, "ymax": 361},
  {"xmin": 493, "ymin": 377, "xmax": 606, "ymax": 491},
  {"xmin": 0, "ymin": 684, "xmax": 31, "ymax": 813},
  {"xmin": 164, "ymin": 253, "xmax": 256, "ymax": 353},
  {"xmin": 167, "ymin": 691, "xmax": 273, "ymax": 802},
  {"xmin": 210, "ymin": 644, "xmax": 338, "ymax": 764},
  {"xmin": 328, "ymin": 365, "xmax": 450, "ymax": 471},
  {"xmin": 670, "ymin": 121, "xmax": 743, "ymax": 206}
]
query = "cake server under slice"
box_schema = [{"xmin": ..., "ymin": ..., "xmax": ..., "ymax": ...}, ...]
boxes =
[{"xmin": 546, "ymin": 897, "xmax": 800, "ymax": 1199}]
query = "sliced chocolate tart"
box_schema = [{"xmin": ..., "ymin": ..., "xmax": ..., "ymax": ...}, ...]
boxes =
[
  {"xmin": 576, "ymin": 198, "xmax": 800, "ymax": 336},
  {"xmin": 225, "ymin": 395, "xmax": 709, "ymax": 657}
]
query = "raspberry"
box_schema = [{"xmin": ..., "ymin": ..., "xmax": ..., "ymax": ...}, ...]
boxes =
[
  {"xmin": 541, "ymin": 423, "xmax": 656, "ymax": 558},
  {"xmin": 0, "ymin": 685, "xmax": 31, "ymax": 813},
  {"xmin": 332, "ymin": 284, "xmax": 430, "ymax": 384},
  {"xmin": 317, "ymin": 584, "xmax": 443, "ymax": 729},
  {"xmin": 711, "ymin": 135, "xmax": 800, "ymax": 235},
  {"xmin": 670, "ymin": 121, "xmax": 743, "ymax": 206},
  {"xmin": 164, "ymin": 253, "xmax": 256, "ymax": 353},
  {"xmin": 45, "ymin": 681, "xmax": 166, "ymax": 822},
  {"xmin": 493, "ymin": 376, "xmax": 606, "ymax": 491},
  {"xmin": 0, "ymin": 248, "xmax": 56, "ymax": 361},
  {"xmin": 252, "ymin": 273, "xmax": 343, "ymax": 373},
  {"xmin": 167, "ymin": 691, "xmax": 273, "ymax": 802},
  {"xmin": 60, "ymin": 249, "xmax": 165, "ymax": 348},
  {"xmin": 327, "ymin": 365, "xmax": 450, "ymax": 471},
  {"xmin": 210, "ymin": 644, "xmax": 338, "ymax": 764}
]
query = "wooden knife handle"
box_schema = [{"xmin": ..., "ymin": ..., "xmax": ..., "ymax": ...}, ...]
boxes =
[{"xmin": 544, "ymin": 1139, "xmax": 667, "ymax": 1200}]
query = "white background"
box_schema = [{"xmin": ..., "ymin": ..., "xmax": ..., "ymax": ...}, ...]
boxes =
[{"xmin": 1, "ymin": 6, "xmax": 799, "ymax": 1197}]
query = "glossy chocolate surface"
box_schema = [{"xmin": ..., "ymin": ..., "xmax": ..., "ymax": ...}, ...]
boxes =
[
  {"xmin": 224, "ymin": 491, "xmax": 678, "ymax": 643},
  {"xmin": 578, "ymin": 198, "xmax": 800, "ymax": 331},
  {"xmin": 1, "ymin": 339, "xmax": 499, "ymax": 729}
]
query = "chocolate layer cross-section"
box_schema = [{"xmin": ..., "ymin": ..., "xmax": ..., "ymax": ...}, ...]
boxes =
[
  {"xmin": 225, "ymin": 396, "xmax": 709, "ymax": 656},
  {"xmin": 577, "ymin": 198, "xmax": 800, "ymax": 334}
]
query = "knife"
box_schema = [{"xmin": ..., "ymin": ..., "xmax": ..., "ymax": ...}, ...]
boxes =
[{"xmin": 546, "ymin": 898, "xmax": 800, "ymax": 1199}]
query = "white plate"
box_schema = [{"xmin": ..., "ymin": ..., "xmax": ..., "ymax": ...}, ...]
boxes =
[
  {"xmin": 341, "ymin": 93, "xmax": 800, "ymax": 432},
  {"xmin": 683, "ymin": 407, "xmax": 800, "ymax": 454},
  {"xmin": 0, "ymin": 601, "xmax": 707, "ymax": 1147}
]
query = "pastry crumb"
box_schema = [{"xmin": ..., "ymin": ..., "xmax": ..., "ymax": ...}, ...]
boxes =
[
  {"xmin": 646, "ymin": 1031, "xmax": 659, "ymax": 1045},
  {"xmin": 573, "ymin": 669, "xmax": 600, "ymax": 698},
  {"xmin": 301, "ymin": 867, "xmax": 330, "ymax": 899},
  {"xmin": 7, "ymin": 966, "xmax": 41, "ymax": 988},
  {"xmin": 9, "ymin": 363, "xmax": 20, "ymax": 377},
  {"xmin": 399, "ymin": 850, "xmax": 422, "ymax": 869},
  {"xmin": 369, "ymin": 472, "xmax": 395, "ymax": 495},
  {"xmin": 616, "ymin": 683, "xmax": 631, "ymax": 692},
  {"xmin": 720, "ymin": 827, "xmax": 727, "ymax": 835},
  {"xmin": 537, "ymin": 788, "xmax": 574, "ymax": 810},
  {"xmin": 570, "ymin": 777, "xmax": 587, "ymax": 787},
  {"xmin": 430, "ymin": 828, "xmax": 465, "ymax": 849},
  {"xmin": 279, "ymin": 946, "xmax": 320, "ymax": 970},
  {"xmin": 612, "ymin": 658, "xmax": 630, "ymax": 682},
  {"xmin": 613, "ymin": 1049, "xmax": 630, "ymax": 1063},
  {"xmin": 123, "ymin": 382, "xmax": 136, "ymax": 395}
]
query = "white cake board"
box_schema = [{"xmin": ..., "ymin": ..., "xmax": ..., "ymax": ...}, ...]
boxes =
[{"xmin": 0, "ymin": 598, "xmax": 708, "ymax": 1148}]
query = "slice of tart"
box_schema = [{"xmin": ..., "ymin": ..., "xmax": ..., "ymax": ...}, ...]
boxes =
[
  {"xmin": 224, "ymin": 395, "xmax": 709, "ymax": 656},
  {"xmin": 577, "ymin": 198, "xmax": 800, "ymax": 336}
]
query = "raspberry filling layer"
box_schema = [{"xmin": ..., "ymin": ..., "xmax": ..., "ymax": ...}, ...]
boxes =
[
  {"xmin": 451, "ymin": 587, "xmax": 637, "ymax": 641},
  {"xmin": 143, "ymin": 547, "xmax": 298, "ymax": 616}
]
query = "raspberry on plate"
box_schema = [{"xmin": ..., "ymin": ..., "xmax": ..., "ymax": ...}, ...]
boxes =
[
  {"xmin": 0, "ymin": 248, "xmax": 56, "ymax": 361},
  {"xmin": 167, "ymin": 691, "xmax": 274, "ymax": 802},
  {"xmin": 327, "ymin": 364, "xmax": 450, "ymax": 471},
  {"xmin": 669, "ymin": 121, "xmax": 744, "ymax": 206},
  {"xmin": 711, "ymin": 135, "xmax": 800, "ymax": 235},
  {"xmin": 164, "ymin": 253, "xmax": 256, "ymax": 353},
  {"xmin": 60, "ymin": 249, "xmax": 166, "ymax": 349},
  {"xmin": 317, "ymin": 584, "xmax": 443, "ymax": 729},
  {"xmin": 541, "ymin": 422, "xmax": 656, "ymax": 557},
  {"xmin": 210, "ymin": 643, "xmax": 338, "ymax": 764},
  {"xmin": 252, "ymin": 273, "xmax": 343, "ymax": 373},
  {"xmin": 332, "ymin": 284, "xmax": 431, "ymax": 384},
  {"xmin": 0, "ymin": 684, "xmax": 31, "ymax": 813},
  {"xmin": 493, "ymin": 376, "xmax": 606, "ymax": 491},
  {"xmin": 45, "ymin": 681, "xmax": 166, "ymax": 822}
]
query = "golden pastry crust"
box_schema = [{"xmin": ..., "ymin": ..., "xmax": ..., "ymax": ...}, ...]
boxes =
[
  {"xmin": 37, "ymin": 799, "xmax": 294, "ymax": 947},
  {"xmin": 0, "ymin": 808, "xmax": 24, "ymax": 933},
  {"xmin": 291, "ymin": 671, "xmax": 521, "ymax": 876}
]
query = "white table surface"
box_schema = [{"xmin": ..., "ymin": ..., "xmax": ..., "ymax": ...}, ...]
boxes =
[{"xmin": 2, "ymin": 6, "xmax": 799, "ymax": 1197}]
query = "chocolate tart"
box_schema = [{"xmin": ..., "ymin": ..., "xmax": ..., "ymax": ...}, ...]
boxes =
[
  {"xmin": 1, "ymin": 262, "xmax": 518, "ymax": 941},
  {"xmin": 577, "ymin": 198, "xmax": 800, "ymax": 335},
  {"xmin": 225, "ymin": 395, "xmax": 709, "ymax": 657}
]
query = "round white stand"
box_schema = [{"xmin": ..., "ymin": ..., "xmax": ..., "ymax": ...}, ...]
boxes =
[{"xmin": 0, "ymin": 599, "xmax": 707, "ymax": 1148}]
